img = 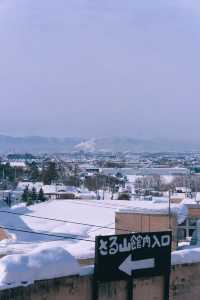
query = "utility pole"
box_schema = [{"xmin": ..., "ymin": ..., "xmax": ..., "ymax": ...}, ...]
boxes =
[
  {"xmin": 168, "ymin": 190, "xmax": 171, "ymax": 230},
  {"xmin": 14, "ymin": 167, "xmax": 17, "ymax": 182},
  {"xmin": 102, "ymin": 176, "xmax": 105, "ymax": 200}
]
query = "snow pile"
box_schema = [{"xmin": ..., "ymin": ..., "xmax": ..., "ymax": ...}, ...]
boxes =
[
  {"xmin": 117, "ymin": 201, "xmax": 188, "ymax": 224},
  {"xmin": 0, "ymin": 199, "xmax": 188, "ymax": 262},
  {"xmin": 172, "ymin": 247, "xmax": 200, "ymax": 265},
  {"xmin": 0, "ymin": 199, "xmax": 118, "ymax": 259},
  {"xmin": 0, "ymin": 246, "xmax": 80, "ymax": 289}
]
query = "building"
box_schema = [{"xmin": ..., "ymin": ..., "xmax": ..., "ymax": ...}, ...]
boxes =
[
  {"xmin": 115, "ymin": 200, "xmax": 188, "ymax": 250},
  {"xmin": 0, "ymin": 229, "xmax": 7, "ymax": 243},
  {"xmin": 178, "ymin": 198, "xmax": 200, "ymax": 240}
]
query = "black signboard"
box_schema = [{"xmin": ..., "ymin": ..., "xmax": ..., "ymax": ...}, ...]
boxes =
[{"xmin": 94, "ymin": 231, "xmax": 172, "ymax": 282}]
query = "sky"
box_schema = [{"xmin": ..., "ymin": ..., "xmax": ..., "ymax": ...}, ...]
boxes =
[{"xmin": 0, "ymin": 0, "xmax": 200, "ymax": 140}]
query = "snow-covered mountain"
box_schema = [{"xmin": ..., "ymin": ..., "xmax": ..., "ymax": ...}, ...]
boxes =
[{"xmin": 0, "ymin": 135, "xmax": 199, "ymax": 153}]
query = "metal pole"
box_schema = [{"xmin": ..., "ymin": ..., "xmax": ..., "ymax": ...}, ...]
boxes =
[
  {"xmin": 168, "ymin": 190, "xmax": 171, "ymax": 230},
  {"xmin": 127, "ymin": 278, "xmax": 133, "ymax": 300},
  {"xmin": 164, "ymin": 271, "xmax": 170, "ymax": 300},
  {"xmin": 92, "ymin": 278, "xmax": 98, "ymax": 300}
]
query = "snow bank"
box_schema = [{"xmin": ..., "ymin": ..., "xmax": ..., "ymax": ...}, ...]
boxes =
[
  {"xmin": 172, "ymin": 247, "xmax": 200, "ymax": 265},
  {"xmin": 0, "ymin": 246, "xmax": 80, "ymax": 290},
  {"xmin": 0, "ymin": 199, "xmax": 188, "ymax": 264}
]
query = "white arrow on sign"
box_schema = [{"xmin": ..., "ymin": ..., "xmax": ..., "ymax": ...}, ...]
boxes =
[{"xmin": 119, "ymin": 255, "xmax": 155, "ymax": 276}]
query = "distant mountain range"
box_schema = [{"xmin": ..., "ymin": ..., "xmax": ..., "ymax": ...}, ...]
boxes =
[{"xmin": 0, "ymin": 135, "xmax": 199, "ymax": 153}]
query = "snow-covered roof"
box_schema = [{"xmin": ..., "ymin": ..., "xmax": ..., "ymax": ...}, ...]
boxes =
[
  {"xmin": 42, "ymin": 185, "xmax": 66, "ymax": 194},
  {"xmin": 0, "ymin": 199, "xmax": 126, "ymax": 261},
  {"xmin": 17, "ymin": 182, "xmax": 86, "ymax": 195},
  {"xmin": 0, "ymin": 199, "xmax": 188, "ymax": 261},
  {"xmin": 0, "ymin": 198, "xmax": 190, "ymax": 290},
  {"xmin": 77, "ymin": 192, "xmax": 96, "ymax": 199},
  {"xmin": 17, "ymin": 182, "xmax": 43, "ymax": 192},
  {"xmin": 181, "ymin": 198, "xmax": 200, "ymax": 209},
  {"xmin": 171, "ymin": 193, "xmax": 187, "ymax": 199},
  {"xmin": 9, "ymin": 162, "xmax": 26, "ymax": 168}
]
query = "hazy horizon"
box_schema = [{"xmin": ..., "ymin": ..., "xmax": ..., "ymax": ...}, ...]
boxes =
[
  {"xmin": 0, "ymin": 134, "xmax": 199, "ymax": 146},
  {"xmin": 0, "ymin": 1, "xmax": 200, "ymax": 141}
]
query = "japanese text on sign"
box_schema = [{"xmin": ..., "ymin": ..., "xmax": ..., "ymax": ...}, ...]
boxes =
[{"xmin": 99, "ymin": 233, "xmax": 170, "ymax": 256}]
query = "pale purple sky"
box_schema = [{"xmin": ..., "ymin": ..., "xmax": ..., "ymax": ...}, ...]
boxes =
[{"xmin": 0, "ymin": 0, "xmax": 200, "ymax": 140}]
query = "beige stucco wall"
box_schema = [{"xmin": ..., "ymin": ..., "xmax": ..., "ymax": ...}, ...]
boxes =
[
  {"xmin": 0, "ymin": 228, "xmax": 7, "ymax": 241},
  {"xmin": 170, "ymin": 197, "xmax": 183, "ymax": 204},
  {"xmin": 170, "ymin": 263, "xmax": 200, "ymax": 300},
  {"xmin": 1, "ymin": 263, "xmax": 200, "ymax": 300},
  {"xmin": 188, "ymin": 207, "xmax": 200, "ymax": 218},
  {"xmin": 115, "ymin": 212, "xmax": 177, "ymax": 249}
]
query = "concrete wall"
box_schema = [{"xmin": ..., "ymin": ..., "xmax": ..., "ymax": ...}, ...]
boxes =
[{"xmin": 1, "ymin": 262, "xmax": 200, "ymax": 300}]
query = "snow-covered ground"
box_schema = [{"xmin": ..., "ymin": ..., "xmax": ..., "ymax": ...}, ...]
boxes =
[
  {"xmin": 0, "ymin": 197, "xmax": 196, "ymax": 290},
  {"xmin": 0, "ymin": 199, "xmax": 123, "ymax": 260},
  {"xmin": 0, "ymin": 199, "xmax": 187, "ymax": 259},
  {"xmin": 0, "ymin": 199, "xmax": 186, "ymax": 258},
  {"xmin": 0, "ymin": 199, "xmax": 121, "ymax": 289},
  {"xmin": 172, "ymin": 247, "xmax": 200, "ymax": 265}
]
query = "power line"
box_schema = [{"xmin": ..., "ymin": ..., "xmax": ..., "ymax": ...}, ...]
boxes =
[
  {"xmin": 0, "ymin": 213, "xmax": 197, "ymax": 250},
  {"xmin": 0, "ymin": 210, "xmax": 131, "ymax": 233},
  {"xmin": 0, "ymin": 205, "xmax": 190, "ymax": 235},
  {"xmin": 2, "ymin": 223, "xmax": 199, "ymax": 247},
  {"xmin": 0, "ymin": 224, "xmax": 94, "ymax": 243}
]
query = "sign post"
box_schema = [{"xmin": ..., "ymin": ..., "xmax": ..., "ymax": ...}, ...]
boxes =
[{"xmin": 94, "ymin": 231, "xmax": 172, "ymax": 300}]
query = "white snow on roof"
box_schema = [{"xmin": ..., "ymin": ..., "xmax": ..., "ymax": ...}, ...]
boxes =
[
  {"xmin": 0, "ymin": 199, "xmax": 188, "ymax": 258},
  {"xmin": 0, "ymin": 199, "xmax": 121, "ymax": 260},
  {"xmin": 126, "ymin": 175, "xmax": 142, "ymax": 183},
  {"xmin": 17, "ymin": 182, "xmax": 95, "ymax": 196},
  {"xmin": 0, "ymin": 198, "xmax": 189, "ymax": 289},
  {"xmin": 17, "ymin": 182, "xmax": 43, "ymax": 192},
  {"xmin": 77, "ymin": 192, "xmax": 96, "ymax": 199},
  {"xmin": 9, "ymin": 162, "xmax": 26, "ymax": 168},
  {"xmin": 181, "ymin": 198, "xmax": 200, "ymax": 206},
  {"xmin": 42, "ymin": 185, "xmax": 66, "ymax": 194},
  {"xmin": 162, "ymin": 175, "xmax": 174, "ymax": 184}
]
